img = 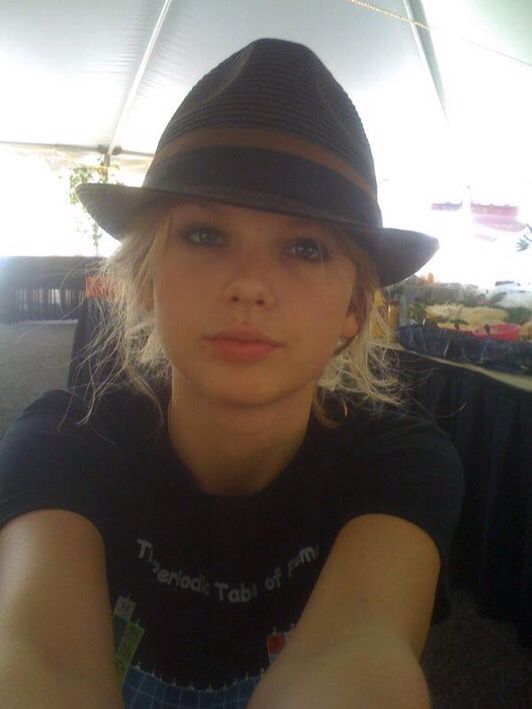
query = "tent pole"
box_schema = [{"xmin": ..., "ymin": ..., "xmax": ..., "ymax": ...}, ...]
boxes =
[
  {"xmin": 105, "ymin": 0, "xmax": 175, "ymax": 164},
  {"xmin": 0, "ymin": 141, "xmax": 152, "ymax": 160},
  {"xmin": 401, "ymin": 0, "xmax": 448, "ymax": 127}
]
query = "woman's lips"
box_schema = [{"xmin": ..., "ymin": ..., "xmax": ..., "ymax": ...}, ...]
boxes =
[{"xmin": 207, "ymin": 337, "xmax": 282, "ymax": 362}]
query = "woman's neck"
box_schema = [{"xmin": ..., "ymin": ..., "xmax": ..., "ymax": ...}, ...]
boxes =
[{"xmin": 166, "ymin": 379, "xmax": 315, "ymax": 496}]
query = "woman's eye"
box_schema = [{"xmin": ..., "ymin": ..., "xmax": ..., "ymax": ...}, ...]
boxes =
[
  {"xmin": 179, "ymin": 227, "xmax": 329, "ymax": 262},
  {"xmin": 288, "ymin": 238, "xmax": 330, "ymax": 262},
  {"xmin": 181, "ymin": 227, "xmax": 223, "ymax": 247}
]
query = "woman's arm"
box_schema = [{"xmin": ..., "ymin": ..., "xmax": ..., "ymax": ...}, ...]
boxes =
[
  {"xmin": 249, "ymin": 513, "xmax": 440, "ymax": 708},
  {"xmin": 0, "ymin": 636, "xmax": 123, "ymax": 708},
  {"xmin": 248, "ymin": 630, "xmax": 431, "ymax": 709},
  {"xmin": 0, "ymin": 509, "xmax": 124, "ymax": 708}
]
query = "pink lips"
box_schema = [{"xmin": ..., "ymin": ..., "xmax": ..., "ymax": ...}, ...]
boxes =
[
  {"xmin": 208, "ymin": 337, "xmax": 281, "ymax": 361},
  {"xmin": 206, "ymin": 327, "xmax": 282, "ymax": 362},
  {"xmin": 208, "ymin": 326, "xmax": 282, "ymax": 345}
]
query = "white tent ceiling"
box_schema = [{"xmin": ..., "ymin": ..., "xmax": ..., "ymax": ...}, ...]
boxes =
[{"xmin": 1, "ymin": 0, "xmax": 531, "ymax": 198}]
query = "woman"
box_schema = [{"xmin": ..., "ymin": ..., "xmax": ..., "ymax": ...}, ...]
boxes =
[{"xmin": 0, "ymin": 38, "xmax": 464, "ymax": 708}]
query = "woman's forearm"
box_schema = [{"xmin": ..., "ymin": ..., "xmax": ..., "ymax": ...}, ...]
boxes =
[
  {"xmin": 0, "ymin": 637, "xmax": 124, "ymax": 709},
  {"xmin": 248, "ymin": 632, "xmax": 431, "ymax": 709}
]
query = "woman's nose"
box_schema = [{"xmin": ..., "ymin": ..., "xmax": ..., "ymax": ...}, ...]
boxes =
[{"xmin": 223, "ymin": 248, "xmax": 276, "ymax": 307}]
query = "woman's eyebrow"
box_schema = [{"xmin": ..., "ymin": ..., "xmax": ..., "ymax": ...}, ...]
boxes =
[{"xmin": 174, "ymin": 199, "xmax": 330, "ymax": 229}]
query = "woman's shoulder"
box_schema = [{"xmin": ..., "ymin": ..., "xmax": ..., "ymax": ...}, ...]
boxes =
[
  {"xmin": 322, "ymin": 397, "xmax": 462, "ymax": 470},
  {"xmin": 4, "ymin": 382, "xmax": 168, "ymax": 449},
  {"xmin": 0, "ymin": 385, "xmax": 153, "ymax": 544},
  {"xmin": 329, "ymin": 397, "xmax": 447, "ymax": 440}
]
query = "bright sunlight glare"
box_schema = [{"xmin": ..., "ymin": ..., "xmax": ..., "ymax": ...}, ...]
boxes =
[{"xmin": 0, "ymin": 147, "xmax": 530, "ymax": 290}]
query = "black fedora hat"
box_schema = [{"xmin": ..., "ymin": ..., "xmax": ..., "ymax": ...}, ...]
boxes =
[{"xmin": 76, "ymin": 37, "xmax": 438, "ymax": 287}]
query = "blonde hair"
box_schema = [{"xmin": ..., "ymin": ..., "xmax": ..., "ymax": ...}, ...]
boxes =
[{"xmin": 74, "ymin": 198, "xmax": 409, "ymax": 432}]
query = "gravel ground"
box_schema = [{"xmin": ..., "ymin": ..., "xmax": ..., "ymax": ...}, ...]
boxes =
[
  {"xmin": 422, "ymin": 587, "xmax": 532, "ymax": 708},
  {"xmin": 0, "ymin": 320, "xmax": 76, "ymax": 436}
]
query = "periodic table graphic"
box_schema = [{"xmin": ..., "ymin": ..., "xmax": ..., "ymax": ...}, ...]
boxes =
[{"xmin": 112, "ymin": 595, "xmax": 145, "ymax": 687}]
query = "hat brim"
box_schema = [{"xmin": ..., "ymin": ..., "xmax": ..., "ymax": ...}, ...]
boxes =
[{"xmin": 76, "ymin": 182, "xmax": 438, "ymax": 287}]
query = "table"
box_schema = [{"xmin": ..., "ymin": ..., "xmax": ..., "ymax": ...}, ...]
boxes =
[{"xmin": 377, "ymin": 341, "xmax": 532, "ymax": 649}]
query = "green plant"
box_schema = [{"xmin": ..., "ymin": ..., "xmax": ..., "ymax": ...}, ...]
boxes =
[
  {"xmin": 410, "ymin": 302, "xmax": 427, "ymax": 324},
  {"xmin": 516, "ymin": 224, "xmax": 531, "ymax": 252},
  {"xmin": 503, "ymin": 307, "xmax": 532, "ymax": 325},
  {"xmin": 63, "ymin": 156, "xmax": 120, "ymax": 255}
]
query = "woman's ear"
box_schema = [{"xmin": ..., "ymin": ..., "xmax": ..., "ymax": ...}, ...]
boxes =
[{"xmin": 341, "ymin": 307, "xmax": 360, "ymax": 340}]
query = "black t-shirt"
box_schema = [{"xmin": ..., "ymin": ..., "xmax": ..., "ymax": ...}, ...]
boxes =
[{"xmin": 0, "ymin": 386, "xmax": 464, "ymax": 708}]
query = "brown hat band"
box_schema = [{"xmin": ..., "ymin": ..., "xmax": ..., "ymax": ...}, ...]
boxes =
[{"xmin": 149, "ymin": 127, "xmax": 378, "ymax": 203}]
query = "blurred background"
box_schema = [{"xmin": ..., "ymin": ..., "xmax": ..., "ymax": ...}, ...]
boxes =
[{"xmin": 0, "ymin": 0, "xmax": 531, "ymax": 288}]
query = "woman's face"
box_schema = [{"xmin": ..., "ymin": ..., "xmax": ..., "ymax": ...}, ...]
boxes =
[{"xmin": 149, "ymin": 197, "xmax": 359, "ymax": 407}]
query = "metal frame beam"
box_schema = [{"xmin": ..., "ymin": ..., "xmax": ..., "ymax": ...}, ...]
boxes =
[
  {"xmin": 402, "ymin": 0, "xmax": 448, "ymax": 126},
  {"xmin": 104, "ymin": 0, "xmax": 175, "ymax": 165},
  {"xmin": 0, "ymin": 140, "xmax": 152, "ymax": 161}
]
